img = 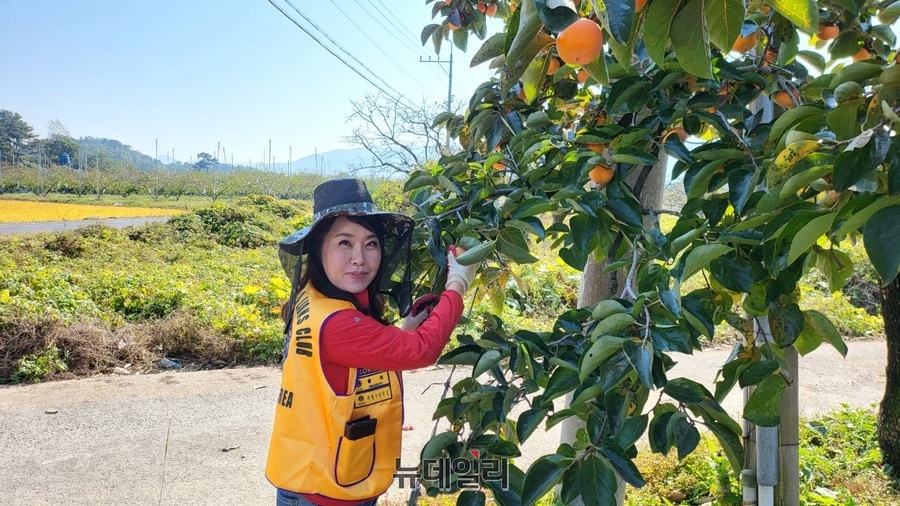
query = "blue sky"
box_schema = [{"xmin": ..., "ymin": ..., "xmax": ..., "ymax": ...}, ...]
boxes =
[{"xmin": 0, "ymin": 0, "xmax": 497, "ymax": 165}]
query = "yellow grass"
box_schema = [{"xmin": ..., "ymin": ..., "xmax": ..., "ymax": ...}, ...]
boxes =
[{"xmin": 0, "ymin": 200, "xmax": 184, "ymax": 223}]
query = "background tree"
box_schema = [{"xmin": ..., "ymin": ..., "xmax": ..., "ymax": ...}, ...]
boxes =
[
  {"xmin": 345, "ymin": 92, "xmax": 450, "ymax": 174},
  {"xmin": 401, "ymin": 0, "xmax": 900, "ymax": 504},
  {"xmin": 193, "ymin": 152, "xmax": 218, "ymax": 171},
  {"xmin": 43, "ymin": 136, "xmax": 82, "ymax": 169},
  {"xmin": 0, "ymin": 110, "xmax": 37, "ymax": 166},
  {"xmin": 46, "ymin": 119, "xmax": 70, "ymax": 139}
]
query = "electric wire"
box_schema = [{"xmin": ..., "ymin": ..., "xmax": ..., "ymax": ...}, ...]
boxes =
[
  {"xmin": 326, "ymin": 0, "xmax": 444, "ymax": 90},
  {"xmin": 266, "ymin": 0, "xmax": 403, "ymax": 104},
  {"xmin": 351, "ymin": 0, "xmax": 435, "ymax": 63},
  {"xmin": 279, "ymin": 0, "xmax": 410, "ymax": 104},
  {"xmin": 369, "ymin": 0, "xmax": 429, "ymax": 51}
]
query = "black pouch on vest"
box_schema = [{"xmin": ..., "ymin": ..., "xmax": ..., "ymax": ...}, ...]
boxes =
[{"xmin": 345, "ymin": 416, "xmax": 377, "ymax": 440}]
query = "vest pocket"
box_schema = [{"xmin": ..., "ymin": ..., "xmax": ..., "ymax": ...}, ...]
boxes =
[{"xmin": 334, "ymin": 435, "xmax": 375, "ymax": 486}]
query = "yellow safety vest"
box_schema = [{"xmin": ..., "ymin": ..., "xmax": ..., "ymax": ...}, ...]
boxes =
[{"xmin": 266, "ymin": 285, "xmax": 404, "ymax": 501}]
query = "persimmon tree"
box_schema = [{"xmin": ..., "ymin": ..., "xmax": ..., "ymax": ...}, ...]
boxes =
[{"xmin": 405, "ymin": 0, "xmax": 900, "ymax": 504}]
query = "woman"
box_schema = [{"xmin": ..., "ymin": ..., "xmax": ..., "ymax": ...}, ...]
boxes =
[{"xmin": 266, "ymin": 179, "xmax": 477, "ymax": 506}]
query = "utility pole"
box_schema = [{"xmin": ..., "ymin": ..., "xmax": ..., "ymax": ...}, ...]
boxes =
[
  {"xmin": 269, "ymin": 139, "xmax": 273, "ymax": 172},
  {"xmin": 419, "ymin": 44, "xmax": 453, "ymax": 153},
  {"xmin": 155, "ymin": 139, "xmax": 159, "ymax": 198}
]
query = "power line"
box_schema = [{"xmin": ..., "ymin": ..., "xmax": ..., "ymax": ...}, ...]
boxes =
[
  {"xmin": 277, "ymin": 0, "xmax": 409, "ymax": 103},
  {"xmin": 369, "ymin": 0, "xmax": 429, "ymax": 53},
  {"xmin": 356, "ymin": 0, "xmax": 450, "ymax": 88},
  {"xmin": 325, "ymin": 0, "xmax": 441, "ymax": 90},
  {"xmin": 267, "ymin": 0, "xmax": 410, "ymax": 106}
]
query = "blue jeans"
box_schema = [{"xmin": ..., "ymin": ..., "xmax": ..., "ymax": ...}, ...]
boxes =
[{"xmin": 276, "ymin": 488, "xmax": 378, "ymax": 506}]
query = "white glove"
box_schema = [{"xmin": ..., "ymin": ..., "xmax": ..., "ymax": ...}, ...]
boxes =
[
  {"xmin": 446, "ymin": 246, "xmax": 477, "ymax": 294},
  {"xmin": 400, "ymin": 309, "xmax": 428, "ymax": 331}
]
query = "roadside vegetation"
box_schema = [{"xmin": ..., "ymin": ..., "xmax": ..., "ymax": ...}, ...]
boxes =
[{"xmin": 0, "ymin": 186, "xmax": 883, "ymax": 385}]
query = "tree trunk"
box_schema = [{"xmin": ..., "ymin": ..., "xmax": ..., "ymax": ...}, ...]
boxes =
[
  {"xmin": 878, "ymin": 276, "xmax": 900, "ymax": 472},
  {"xmin": 560, "ymin": 157, "xmax": 667, "ymax": 505}
]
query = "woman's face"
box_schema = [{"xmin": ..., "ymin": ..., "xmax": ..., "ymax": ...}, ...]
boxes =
[{"xmin": 320, "ymin": 216, "xmax": 381, "ymax": 294}]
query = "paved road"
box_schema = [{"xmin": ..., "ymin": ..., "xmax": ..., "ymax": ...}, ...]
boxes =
[
  {"xmin": 0, "ymin": 217, "xmax": 169, "ymax": 235},
  {"xmin": 0, "ymin": 340, "xmax": 887, "ymax": 506}
]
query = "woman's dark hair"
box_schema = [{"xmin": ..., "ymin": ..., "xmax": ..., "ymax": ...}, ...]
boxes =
[{"xmin": 297, "ymin": 215, "xmax": 389, "ymax": 324}]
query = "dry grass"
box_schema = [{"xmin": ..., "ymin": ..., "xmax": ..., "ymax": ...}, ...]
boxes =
[
  {"xmin": 0, "ymin": 200, "xmax": 183, "ymax": 223},
  {"xmin": 0, "ymin": 312, "xmax": 240, "ymax": 382}
]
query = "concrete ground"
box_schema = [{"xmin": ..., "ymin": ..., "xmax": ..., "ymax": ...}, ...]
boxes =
[{"xmin": 0, "ymin": 339, "xmax": 887, "ymax": 506}]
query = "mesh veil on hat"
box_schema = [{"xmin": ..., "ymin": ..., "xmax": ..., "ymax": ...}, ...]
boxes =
[{"xmin": 279, "ymin": 179, "xmax": 415, "ymax": 316}]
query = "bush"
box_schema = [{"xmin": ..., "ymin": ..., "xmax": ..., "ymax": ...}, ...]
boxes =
[
  {"xmin": 44, "ymin": 233, "xmax": 85, "ymax": 258},
  {"xmin": 12, "ymin": 344, "xmax": 68, "ymax": 383},
  {"xmin": 125, "ymin": 221, "xmax": 172, "ymax": 243},
  {"xmin": 625, "ymin": 406, "xmax": 900, "ymax": 505}
]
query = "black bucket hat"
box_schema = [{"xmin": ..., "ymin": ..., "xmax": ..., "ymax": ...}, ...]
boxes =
[{"xmin": 279, "ymin": 178, "xmax": 415, "ymax": 316}]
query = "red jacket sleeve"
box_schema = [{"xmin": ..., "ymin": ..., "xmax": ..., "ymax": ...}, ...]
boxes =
[{"xmin": 320, "ymin": 290, "xmax": 464, "ymax": 373}]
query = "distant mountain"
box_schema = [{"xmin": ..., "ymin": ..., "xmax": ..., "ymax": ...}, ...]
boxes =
[{"xmin": 271, "ymin": 148, "xmax": 369, "ymax": 175}]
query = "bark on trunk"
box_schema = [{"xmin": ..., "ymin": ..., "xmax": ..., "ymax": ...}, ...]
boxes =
[{"xmin": 878, "ymin": 276, "xmax": 900, "ymax": 473}]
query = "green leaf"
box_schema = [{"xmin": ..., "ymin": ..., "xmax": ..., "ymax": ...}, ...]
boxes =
[
  {"xmin": 603, "ymin": 0, "xmax": 636, "ymax": 44},
  {"xmin": 670, "ymin": 415, "xmax": 701, "ymax": 460},
  {"xmin": 599, "ymin": 441, "xmax": 646, "ymax": 488},
  {"xmin": 592, "ymin": 299, "xmax": 628, "ymax": 320},
  {"xmin": 522, "ymin": 455, "xmax": 570, "ymax": 506},
  {"xmin": 422, "ymin": 431, "xmax": 459, "ymax": 460},
  {"xmin": 801, "ymin": 310, "xmax": 847, "ymax": 357},
  {"xmin": 582, "ymin": 54, "xmax": 610, "ymax": 86},
  {"xmin": 643, "ymin": 0, "xmax": 679, "ymax": 66},
  {"xmin": 578, "ymin": 455, "xmax": 617, "ymax": 506},
  {"xmin": 671, "ymin": 0, "xmax": 714, "ymax": 79},
  {"xmin": 764, "ymin": 0, "xmax": 818, "ymax": 33},
  {"xmin": 439, "ymin": 345, "xmax": 484, "ymax": 365},
  {"xmin": 507, "ymin": 0, "xmax": 546, "ymax": 64},
  {"xmin": 738, "ymin": 360, "xmax": 779, "ymax": 387},
  {"xmin": 474, "ymin": 349, "xmax": 503, "ymax": 377},
  {"xmin": 710, "ymin": 256, "xmax": 753, "ymax": 292},
  {"xmin": 833, "ymin": 129, "xmax": 891, "ymax": 191},
  {"xmin": 541, "ymin": 368, "xmax": 580, "ymax": 406},
  {"xmin": 505, "ymin": 218, "xmax": 547, "ymax": 239},
  {"xmin": 826, "ymin": 100, "xmax": 864, "ymax": 141},
  {"xmin": 580, "ymin": 336, "xmax": 626, "ymax": 382},
  {"xmin": 682, "ymin": 244, "xmax": 734, "ymax": 281},
  {"xmin": 768, "ymin": 106, "xmax": 827, "ymax": 144},
  {"xmin": 610, "ymin": 145, "xmax": 659, "ymax": 166},
  {"xmin": 616, "ymin": 415, "xmax": 649, "ymax": 449},
  {"xmin": 483, "ymin": 465, "xmax": 524, "ymax": 506},
  {"xmin": 705, "ymin": 420, "xmax": 744, "ymax": 474},
  {"xmin": 744, "ymin": 373, "xmax": 787, "ymax": 426},
  {"xmin": 864, "ymin": 205, "xmax": 900, "ymax": 284},
  {"xmin": 664, "ymin": 378, "xmax": 709, "ymax": 404},
  {"xmin": 833, "ymin": 194, "xmax": 900, "ymax": 237},
  {"xmin": 705, "ymin": 0, "xmax": 746, "ymax": 52},
  {"xmin": 498, "ymin": 229, "xmax": 540, "ymax": 264},
  {"xmin": 593, "ymin": 313, "xmax": 636, "ymax": 337},
  {"xmin": 770, "ymin": 303, "xmax": 804, "ymax": 348},
  {"xmin": 622, "ymin": 338, "xmax": 654, "ymax": 389},
  {"xmin": 471, "ymin": 32, "xmax": 506, "ymax": 67},
  {"xmin": 455, "ymin": 241, "xmax": 495, "ymax": 266},
  {"xmin": 788, "ymin": 213, "xmax": 834, "ymax": 264},
  {"xmin": 533, "ymin": 0, "xmax": 580, "ymax": 32},
  {"xmin": 421, "ymin": 23, "xmax": 442, "ymax": 46},
  {"xmin": 728, "ymin": 168, "xmax": 757, "ymax": 215},
  {"xmin": 517, "ymin": 408, "xmax": 550, "ymax": 443},
  {"xmin": 457, "ymin": 490, "xmax": 487, "ymax": 506}
]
